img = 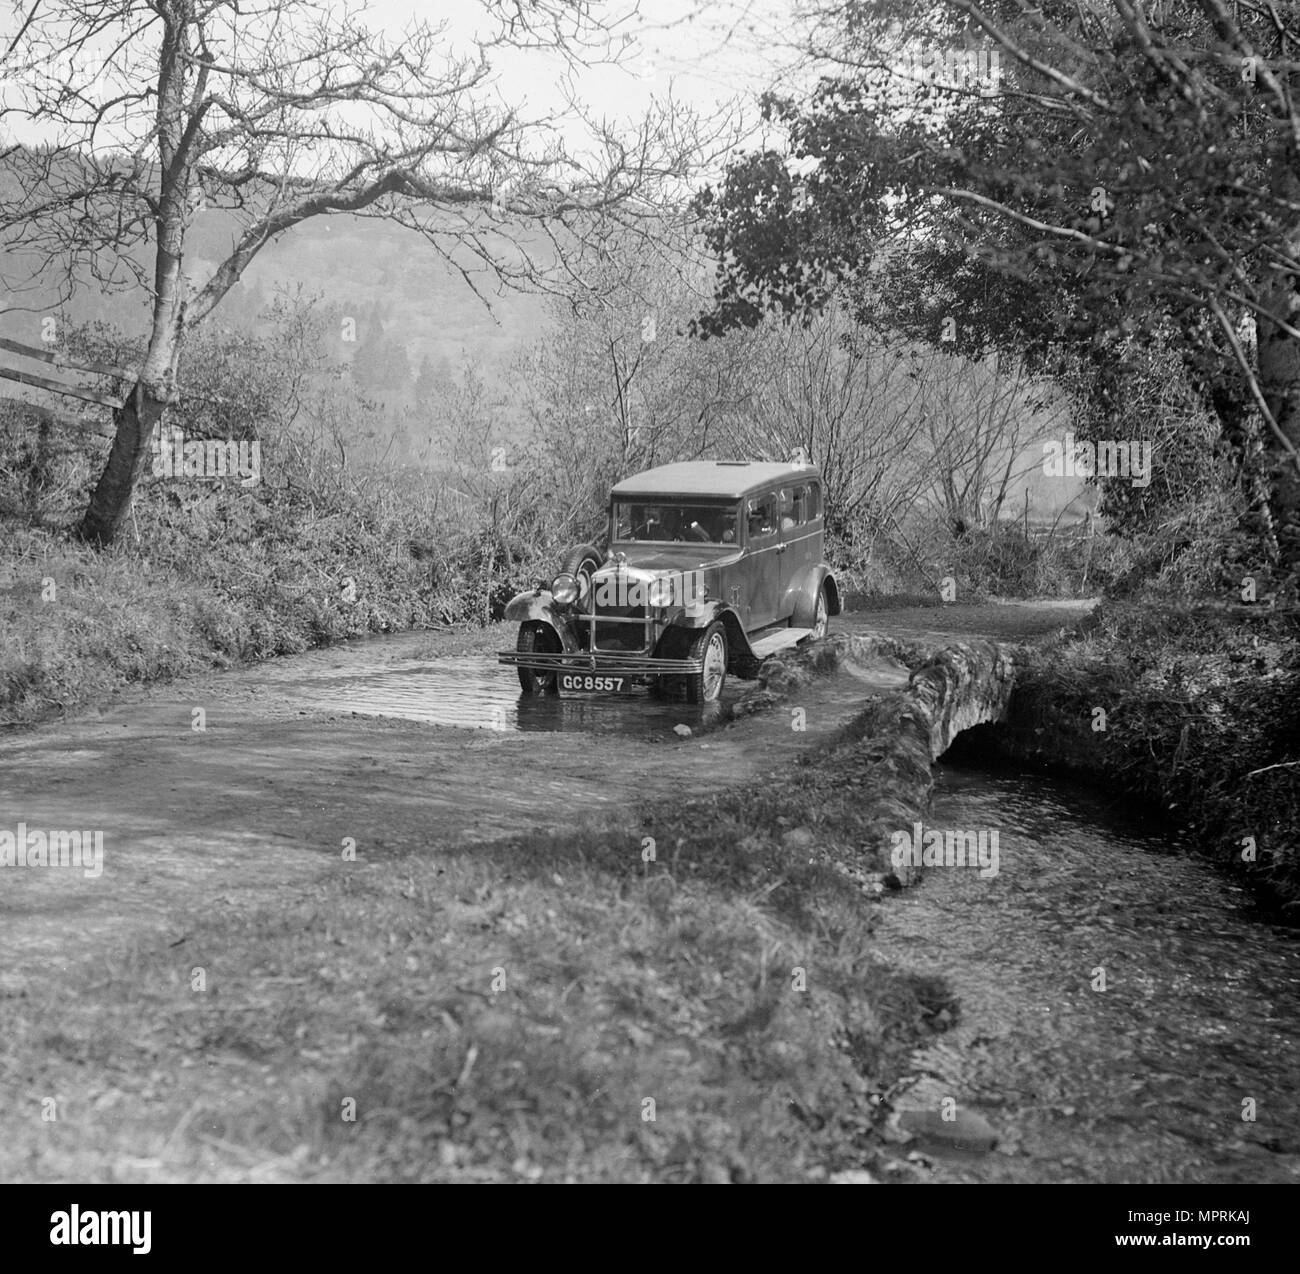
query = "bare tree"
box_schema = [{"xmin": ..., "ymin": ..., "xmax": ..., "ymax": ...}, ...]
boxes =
[
  {"xmin": 0, "ymin": 0, "xmax": 715, "ymax": 544},
  {"xmin": 510, "ymin": 226, "xmax": 761, "ymax": 539},
  {"xmin": 913, "ymin": 351, "xmax": 1047, "ymax": 535},
  {"xmin": 716, "ymin": 306, "xmax": 932, "ymax": 538}
]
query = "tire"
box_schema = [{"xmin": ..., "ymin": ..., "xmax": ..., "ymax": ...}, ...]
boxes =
[
  {"xmin": 560, "ymin": 543, "xmax": 604, "ymax": 596},
  {"xmin": 811, "ymin": 584, "xmax": 830, "ymax": 639},
  {"xmin": 652, "ymin": 628, "xmax": 688, "ymax": 700},
  {"xmin": 685, "ymin": 621, "xmax": 728, "ymax": 705},
  {"xmin": 516, "ymin": 622, "xmax": 561, "ymax": 694}
]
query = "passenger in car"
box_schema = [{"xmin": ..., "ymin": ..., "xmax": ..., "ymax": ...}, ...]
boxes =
[{"xmin": 699, "ymin": 510, "xmax": 735, "ymax": 543}]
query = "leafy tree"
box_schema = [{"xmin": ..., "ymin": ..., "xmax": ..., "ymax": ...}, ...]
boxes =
[{"xmin": 693, "ymin": 1, "xmax": 1300, "ymax": 583}]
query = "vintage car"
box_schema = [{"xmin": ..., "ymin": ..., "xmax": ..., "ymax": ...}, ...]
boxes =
[{"xmin": 497, "ymin": 460, "xmax": 840, "ymax": 703}]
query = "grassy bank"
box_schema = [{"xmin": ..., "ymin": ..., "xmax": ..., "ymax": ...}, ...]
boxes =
[
  {"xmin": 979, "ymin": 601, "xmax": 1300, "ymax": 916},
  {"xmin": 0, "ymin": 492, "xmax": 467, "ymax": 728},
  {"xmin": 5, "ymin": 688, "xmax": 962, "ymax": 1183}
]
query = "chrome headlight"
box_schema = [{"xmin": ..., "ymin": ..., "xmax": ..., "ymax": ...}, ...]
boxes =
[
  {"xmin": 646, "ymin": 576, "xmax": 675, "ymax": 609},
  {"xmin": 551, "ymin": 573, "xmax": 579, "ymax": 605}
]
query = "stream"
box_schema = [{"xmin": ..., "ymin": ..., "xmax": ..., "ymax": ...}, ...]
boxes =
[{"xmin": 872, "ymin": 746, "xmax": 1300, "ymax": 1183}]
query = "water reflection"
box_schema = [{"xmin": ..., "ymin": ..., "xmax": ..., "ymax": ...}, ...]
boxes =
[{"xmin": 247, "ymin": 655, "xmax": 738, "ymax": 735}]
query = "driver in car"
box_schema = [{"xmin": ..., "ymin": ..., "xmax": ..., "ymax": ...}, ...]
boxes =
[{"xmin": 637, "ymin": 506, "xmax": 667, "ymax": 539}]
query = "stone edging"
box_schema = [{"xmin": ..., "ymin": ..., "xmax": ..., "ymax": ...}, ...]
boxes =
[{"xmin": 713, "ymin": 632, "xmax": 1019, "ymax": 890}]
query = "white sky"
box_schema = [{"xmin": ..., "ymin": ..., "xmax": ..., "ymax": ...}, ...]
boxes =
[
  {"xmin": 0, "ymin": 0, "xmax": 805, "ymax": 155},
  {"xmin": 0, "ymin": 0, "xmax": 996, "ymax": 184},
  {"xmin": 355, "ymin": 0, "xmax": 811, "ymax": 177},
  {"xmin": 363, "ymin": 0, "xmax": 806, "ymax": 121}
]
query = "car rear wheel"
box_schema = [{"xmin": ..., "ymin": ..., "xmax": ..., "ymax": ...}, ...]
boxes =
[
  {"xmin": 812, "ymin": 585, "xmax": 829, "ymax": 639},
  {"xmin": 516, "ymin": 622, "xmax": 561, "ymax": 694},
  {"xmin": 685, "ymin": 621, "xmax": 727, "ymax": 704}
]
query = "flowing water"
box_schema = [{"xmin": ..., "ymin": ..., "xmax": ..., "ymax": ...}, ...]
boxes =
[
  {"xmin": 873, "ymin": 749, "xmax": 1300, "ymax": 1183},
  {"xmin": 229, "ymin": 639, "xmax": 752, "ymax": 736}
]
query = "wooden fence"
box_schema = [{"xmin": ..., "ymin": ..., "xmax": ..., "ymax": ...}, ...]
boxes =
[{"xmin": 0, "ymin": 335, "xmax": 135, "ymax": 410}]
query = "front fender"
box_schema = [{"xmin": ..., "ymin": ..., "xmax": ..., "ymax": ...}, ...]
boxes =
[
  {"xmin": 668, "ymin": 599, "xmax": 731, "ymax": 629},
  {"xmin": 663, "ymin": 602, "xmax": 754, "ymax": 664},
  {"xmin": 502, "ymin": 592, "xmax": 581, "ymax": 649},
  {"xmin": 502, "ymin": 589, "xmax": 557, "ymax": 624}
]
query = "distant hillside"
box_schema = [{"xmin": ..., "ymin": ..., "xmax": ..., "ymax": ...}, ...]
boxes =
[
  {"xmin": 1, "ymin": 200, "xmax": 550, "ymax": 385},
  {"xmin": 191, "ymin": 212, "xmax": 550, "ymax": 380}
]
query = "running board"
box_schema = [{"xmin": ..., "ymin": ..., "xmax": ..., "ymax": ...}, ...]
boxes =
[{"xmin": 749, "ymin": 627, "xmax": 815, "ymax": 658}]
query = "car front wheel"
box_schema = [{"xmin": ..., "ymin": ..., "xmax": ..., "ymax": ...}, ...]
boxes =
[
  {"xmin": 516, "ymin": 622, "xmax": 561, "ymax": 694},
  {"xmin": 685, "ymin": 621, "xmax": 728, "ymax": 704}
]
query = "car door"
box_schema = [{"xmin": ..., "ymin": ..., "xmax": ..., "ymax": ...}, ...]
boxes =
[
  {"xmin": 777, "ymin": 480, "xmax": 821, "ymax": 619},
  {"xmin": 741, "ymin": 488, "xmax": 783, "ymax": 631}
]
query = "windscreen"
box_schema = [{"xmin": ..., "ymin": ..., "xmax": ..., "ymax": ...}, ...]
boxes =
[{"xmin": 613, "ymin": 502, "xmax": 739, "ymax": 545}]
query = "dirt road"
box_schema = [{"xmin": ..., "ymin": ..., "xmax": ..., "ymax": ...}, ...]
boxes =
[{"xmin": 0, "ymin": 622, "xmax": 925, "ymax": 983}]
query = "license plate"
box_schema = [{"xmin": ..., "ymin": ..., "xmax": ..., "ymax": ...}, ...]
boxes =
[{"xmin": 558, "ymin": 673, "xmax": 628, "ymax": 695}]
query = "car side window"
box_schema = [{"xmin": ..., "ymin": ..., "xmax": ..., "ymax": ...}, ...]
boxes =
[
  {"xmin": 784, "ymin": 484, "xmax": 811, "ymax": 529},
  {"xmin": 746, "ymin": 493, "xmax": 778, "ymax": 539}
]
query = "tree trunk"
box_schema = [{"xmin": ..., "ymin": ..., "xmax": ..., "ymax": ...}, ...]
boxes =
[
  {"xmin": 76, "ymin": 382, "xmax": 167, "ymax": 546},
  {"xmin": 76, "ymin": 5, "xmax": 191, "ymax": 548}
]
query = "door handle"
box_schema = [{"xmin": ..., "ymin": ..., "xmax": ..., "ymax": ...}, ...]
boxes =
[{"xmin": 775, "ymin": 543, "xmax": 787, "ymax": 554}]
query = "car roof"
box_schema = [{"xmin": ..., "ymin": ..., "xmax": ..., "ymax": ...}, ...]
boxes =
[{"xmin": 610, "ymin": 460, "xmax": 822, "ymax": 500}]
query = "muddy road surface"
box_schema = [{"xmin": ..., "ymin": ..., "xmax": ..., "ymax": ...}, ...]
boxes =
[{"xmin": 0, "ymin": 618, "xmax": 925, "ymax": 981}]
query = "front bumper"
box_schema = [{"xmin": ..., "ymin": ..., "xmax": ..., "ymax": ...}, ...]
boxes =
[{"xmin": 497, "ymin": 650, "xmax": 704, "ymax": 676}]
